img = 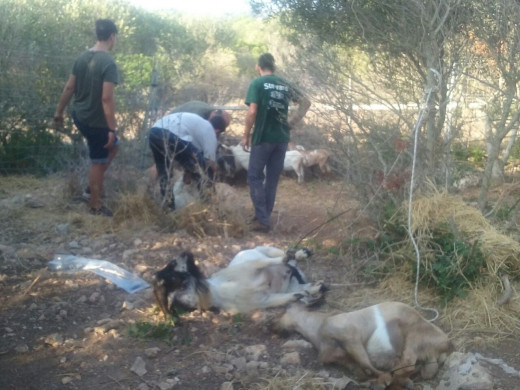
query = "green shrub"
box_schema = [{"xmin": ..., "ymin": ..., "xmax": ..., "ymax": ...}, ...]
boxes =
[
  {"xmin": 451, "ymin": 142, "xmax": 486, "ymax": 166},
  {"xmin": 0, "ymin": 129, "xmax": 74, "ymax": 175},
  {"xmin": 417, "ymin": 227, "xmax": 486, "ymax": 304}
]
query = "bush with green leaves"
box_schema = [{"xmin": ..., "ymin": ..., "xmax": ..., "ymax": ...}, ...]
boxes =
[
  {"xmin": 451, "ymin": 142, "xmax": 486, "ymax": 167},
  {"xmin": 416, "ymin": 227, "xmax": 486, "ymax": 304},
  {"xmin": 0, "ymin": 129, "xmax": 74, "ymax": 175}
]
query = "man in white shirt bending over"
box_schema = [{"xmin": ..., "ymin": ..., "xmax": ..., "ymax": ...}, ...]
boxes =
[{"xmin": 149, "ymin": 112, "xmax": 227, "ymax": 209}]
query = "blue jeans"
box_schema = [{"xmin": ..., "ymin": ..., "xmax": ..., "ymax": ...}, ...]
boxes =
[
  {"xmin": 149, "ymin": 127, "xmax": 207, "ymax": 199},
  {"xmin": 248, "ymin": 142, "xmax": 287, "ymax": 226}
]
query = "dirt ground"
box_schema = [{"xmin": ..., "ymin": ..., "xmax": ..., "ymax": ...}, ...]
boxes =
[{"xmin": 0, "ymin": 174, "xmax": 519, "ymax": 390}]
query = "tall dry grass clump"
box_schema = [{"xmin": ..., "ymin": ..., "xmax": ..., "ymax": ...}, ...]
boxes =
[
  {"xmin": 393, "ymin": 190, "xmax": 520, "ymax": 339},
  {"xmin": 409, "ymin": 191, "xmax": 520, "ymax": 278}
]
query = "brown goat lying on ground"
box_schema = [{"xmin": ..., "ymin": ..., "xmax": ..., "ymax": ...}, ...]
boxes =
[{"xmin": 277, "ymin": 302, "xmax": 453, "ymax": 390}]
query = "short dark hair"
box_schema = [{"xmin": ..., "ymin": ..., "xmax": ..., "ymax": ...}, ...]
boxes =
[
  {"xmin": 209, "ymin": 115, "xmax": 227, "ymax": 132},
  {"xmin": 96, "ymin": 19, "xmax": 118, "ymax": 41},
  {"xmin": 258, "ymin": 53, "xmax": 275, "ymax": 72}
]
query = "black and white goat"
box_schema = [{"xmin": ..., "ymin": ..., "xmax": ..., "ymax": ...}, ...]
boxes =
[
  {"xmin": 216, "ymin": 143, "xmax": 236, "ymax": 182},
  {"xmin": 153, "ymin": 246, "xmax": 325, "ymax": 317}
]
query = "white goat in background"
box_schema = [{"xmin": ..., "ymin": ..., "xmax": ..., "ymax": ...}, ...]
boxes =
[{"xmin": 227, "ymin": 144, "xmax": 305, "ymax": 184}]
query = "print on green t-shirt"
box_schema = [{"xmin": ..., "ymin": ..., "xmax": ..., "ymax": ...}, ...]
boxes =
[{"xmin": 245, "ymin": 74, "xmax": 295, "ymax": 145}]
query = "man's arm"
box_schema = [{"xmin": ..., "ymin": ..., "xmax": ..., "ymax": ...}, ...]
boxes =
[
  {"xmin": 53, "ymin": 74, "xmax": 76, "ymax": 129},
  {"xmin": 102, "ymin": 81, "xmax": 117, "ymax": 148},
  {"xmin": 242, "ymin": 103, "xmax": 258, "ymax": 151}
]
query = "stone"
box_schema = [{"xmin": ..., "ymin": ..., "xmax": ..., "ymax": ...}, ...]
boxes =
[
  {"xmin": 230, "ymin": 356, "xmax": 247, "ymax": 371},
  {"xmin": 436, "ymin": 352, "xmax": 493, "ymax": 390},
  {"xmin": 15, "ymin": 344, "xmax": 29, "ymax": 353},
  {"xmin": 145, "ymin": 347, "xmax": 161, "ymax": 358},
  {"xmin": 243, "ymin": 344, "xmax": 267, "ymax": 361},
  {"xmin": 282, "ymin": 339, "xmax": 313, "ymax": 350},
  {"xmin": 44, "ymin": 333, "xmax": 64, "ymax": 347},
  {"xmin": 130, "ymin": 356, "xmax": 147, "ymax": 377},
  {"xmin": 281, "ymin": 351, "xmax": 300, "ymax": 365},
  {"xmin": 56, "ymin": 224, "xmax": 70, "ymax": 235}
]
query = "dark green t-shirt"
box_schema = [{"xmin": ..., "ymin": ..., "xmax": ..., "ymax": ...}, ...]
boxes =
[
  {"xmin": 245, "ymin": 74, "xmax": 301, "ymax": 145},
  {"xmin": 72, "ymin": 50, "xmax": 118, "ymax": 128}
]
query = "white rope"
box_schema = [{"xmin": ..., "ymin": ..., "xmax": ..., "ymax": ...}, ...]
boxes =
[{"xmin": 407, "ymin": 68, "xmax": 441, "ymax": 322}]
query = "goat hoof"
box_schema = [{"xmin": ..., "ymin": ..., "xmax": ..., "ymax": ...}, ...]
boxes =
[{"xmin": 292, "ymin": 293, "xmax": 305, "ymax": 301}]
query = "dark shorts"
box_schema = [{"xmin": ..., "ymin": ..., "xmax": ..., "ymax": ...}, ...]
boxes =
[{"xmin": 73, "ymin": 112, "xmax": 120, "ymax": 164}]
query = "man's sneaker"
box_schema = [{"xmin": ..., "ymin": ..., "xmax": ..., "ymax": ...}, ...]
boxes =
[
  {"xmin": 251, "ymin": 220, "xmax": 270, "ymax": 233},
  {"xmin": 81, "ymin": 187, "xmax": 91, "ymax": 201},
  {"xmin": 82, "ymin": 186, "xmax": 105, "ymax": 201},
  {"xmin": 89, "ymin": 205, "xmax": 113, "ymax": 217}
]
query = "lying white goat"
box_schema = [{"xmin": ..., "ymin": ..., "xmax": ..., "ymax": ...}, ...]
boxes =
[
  {"xmin": 277, "ymin": 302, "xmax": 453, "ymax": 390},
  {"xmin": 170, "ymin": 177, "xmax": 238, "ymax": 210},
  {"xmin": 153, "ymin": 247, "xmax": 326, "ymax": 317}
]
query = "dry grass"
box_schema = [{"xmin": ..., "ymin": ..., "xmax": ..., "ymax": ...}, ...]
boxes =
[
  {"xmin": 175, "ymin": 200, "xmax": 246, "ymax": 239},
  {"xmin": 113, "ymin": 192, "xmax": 166, "ymax": 228},
  {"xmin": 248, "ymin": 371, "xmax": 344, "ymax": 390},
  {"xmin": 410, "ymin": 190, "xmax": 520, "ymax": 278},
  {"xmin": 378, "ymin": 189, "xmax": 520, "ymax": 342}
]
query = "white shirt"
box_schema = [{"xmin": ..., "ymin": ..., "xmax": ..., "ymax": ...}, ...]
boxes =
[{"xmin": 152, "ymin": 112, "xmax": 217, "ymax": 162}]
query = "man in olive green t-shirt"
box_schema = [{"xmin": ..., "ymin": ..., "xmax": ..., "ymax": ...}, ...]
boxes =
[
  {"xmin": 170, "ymin": 100, "xmax": 231, "ymax": 130},
  {"xmin": 54, "ymin": 19, "xmax": 120, "ymax": 217},
  {"xmin": 242, "ymin": 53, "xmax": 310, "ymax": 232}
]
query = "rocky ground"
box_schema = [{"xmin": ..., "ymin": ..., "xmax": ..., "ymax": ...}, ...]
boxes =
[{"xmin": 0, "ymin": 174, "xmax": 519, "ymax": 390}]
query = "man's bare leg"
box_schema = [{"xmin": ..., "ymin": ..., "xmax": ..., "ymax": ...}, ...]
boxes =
[{"xmin": 89, "ymin": 162, "xmax": 107, "ymax": 210}]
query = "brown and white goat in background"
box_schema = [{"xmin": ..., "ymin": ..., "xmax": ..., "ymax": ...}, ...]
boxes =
[
  {"xmin": 288, "ymin": 142, "xmax": 331, "ymax": 177},
  {"xmin": 277, "ymin": 301, "xmax": 453, "ymax": 390},
  {"xmin": 300, "ymin": 148, "xmax": 331, "ymax": 175}
]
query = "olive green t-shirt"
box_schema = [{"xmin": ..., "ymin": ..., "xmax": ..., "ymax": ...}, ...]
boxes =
[
  {"xmin": 170, "ymin": 101, "xmax": 214, "ymax": 119},
  {"xmin": 72, "ymin": 50, "xmax": 118, "ymax": 128},
  {"xmin": 245, "ymin": 74, "xmax": 301, "ymax": 145}
]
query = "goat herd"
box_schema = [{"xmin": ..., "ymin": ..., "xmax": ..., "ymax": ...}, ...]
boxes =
[
  {"xmin": 217, "ymin": 142, "xmax": 331, "ymax": 184},
  {"xmin": 152, "ymin": 246, "xmax": 453, "ymax": 390}
]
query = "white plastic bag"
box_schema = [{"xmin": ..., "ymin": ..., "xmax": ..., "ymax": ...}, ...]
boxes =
[{"xmin": 48, "ymin": 254, "xmax": 149, "ymax": 293}]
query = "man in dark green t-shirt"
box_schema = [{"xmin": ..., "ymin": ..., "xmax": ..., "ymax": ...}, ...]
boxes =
[
  {"xmin": 54, "ymin": 19, "xmax": 120, "ymax": 217},
  {"xmin": 242, "ymin": 53, "xmax": 310, "ymax": 232}
]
